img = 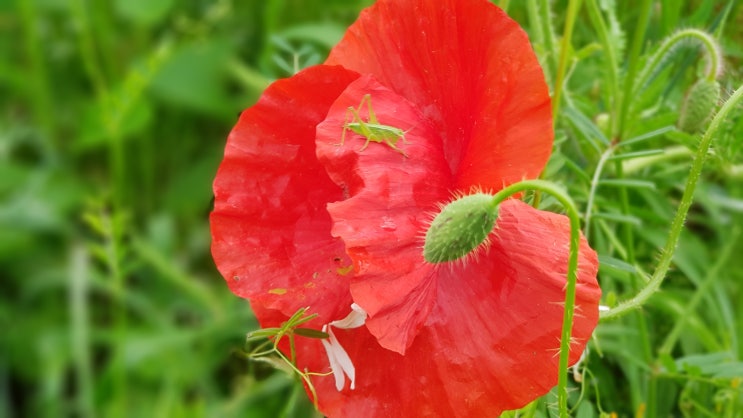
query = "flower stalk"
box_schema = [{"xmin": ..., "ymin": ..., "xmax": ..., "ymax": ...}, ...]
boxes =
[
  {"xmin": 490, "ymin": 180, "xmax": 582, "ymax": 418},
  {"xmin": 602, "ymin": 83, "xmax": 743, "ymax": 320},
  {"xmin": 425, "ymin": 180, "xmax": 584, "ymax": 418}
]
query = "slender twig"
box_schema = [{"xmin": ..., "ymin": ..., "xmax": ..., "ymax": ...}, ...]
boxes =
[
  {"xmin": 491, "ymin": 180, "xmax": 583, "ymax": 418},
  {"xmin": 602, "ymin": 84, "xmax": 743, "ymax": 320}
]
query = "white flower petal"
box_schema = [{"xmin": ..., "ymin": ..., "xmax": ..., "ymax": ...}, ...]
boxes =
[
  {"xmin": 330, "ymin": 303, "xmax": 367, "ymax": 329},
  {"xmin": 320, "ymin": 304, "xmax": 368, "ymax": 391},
  {"xmin": 320, "ymin": 326, "xmax": 346, "ymax": 391}
]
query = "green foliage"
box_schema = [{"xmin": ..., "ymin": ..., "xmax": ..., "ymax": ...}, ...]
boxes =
[
  {"xmin": 1, "ymin": 1, "xmax": 743, "ymax": 417},
  {"xmin": 0, "ymin": 1, "xmax": 364, "ymax": 417}
]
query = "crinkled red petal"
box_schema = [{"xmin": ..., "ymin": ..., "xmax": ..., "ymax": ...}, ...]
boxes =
[
  {"xmin": 316, "ymin": 75, "xmax": 451, "ymax": 353},
  {"xmin": 291, "ymin": 200, "xmax": 600, "ymax": 418},
  {"xmin": 326, "ymin": 0, "xmax": 553, "ymax": 190},
  {"xmin": 211, "ymin": 1, "xmax": 601, "ymax": 417},
  {"xmin": 210, "ymin": 65, "xmax": 360, "ymax": 321},
  {"xmin": 311, "ymin": 75, "xmax": 600, "ymax": 415}
]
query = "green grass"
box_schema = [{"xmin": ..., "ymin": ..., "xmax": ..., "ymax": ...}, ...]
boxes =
[{"xmin": 1, "ymin": 1, "xmax": 742, "ymax": 417}]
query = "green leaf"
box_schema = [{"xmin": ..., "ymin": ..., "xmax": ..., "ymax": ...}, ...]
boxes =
[
  {"xmin": 278, "ymin": 23, "xmax": 347, "ymax": 49},
  {"xmin": 598, "ymin": 179, "xmax": 657, "ymax": 189},
  {"xmin": 114, "ymin": 0, "xmax": 175, "ymax": 26},
  {"xmin": 598, "ymin": 255, "xmax": 637, "ymax": 273},
  {"xmin": 592, "ymin": 212, "xmax": 642, "ymax": 225},
  {"xmin": 294, "ymin": 328, "xmax": 329, "ymax": 339}
]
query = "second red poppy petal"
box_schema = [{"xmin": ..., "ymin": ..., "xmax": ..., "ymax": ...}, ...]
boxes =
[
  {"xmin": 211, "ymin": 65, "xmax": 360, "ymax": 322},
  {"xmin": 327, "ymin": 0, "xmax": 553, "ymax": 191},
  {"xmin": 316, "ymin": 75, "xmax": 453, "ymax": 354}
]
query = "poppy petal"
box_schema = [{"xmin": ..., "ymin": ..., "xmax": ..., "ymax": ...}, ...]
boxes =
[
  {"xmin": 294, "ymin": 200, "xmax": 600, "ymax": 417},
  {"xmin": 210, "ymin": 65, "xmax": 360, "ymax": 320},
  {"xmin": 326, "ymin": 0, "xmax": 553, "ymax": 190},
  {"xmin": 315, "ymin": 75, "xmax": 451, "ymax": 353}
]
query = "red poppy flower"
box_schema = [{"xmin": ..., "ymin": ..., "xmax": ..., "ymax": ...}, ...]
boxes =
[{"xmin": 210, "ymin": 0, "xmax": 601, "ymax": 417}]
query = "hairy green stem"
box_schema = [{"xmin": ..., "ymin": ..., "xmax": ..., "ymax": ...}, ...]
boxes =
[
  {"xmin": 658, "ymin": 227, "xmax": 739, "ymax": 355},
  {"xmin": 491, "ymin": 180, "xmax": 582, "ymax": 418},
  {"xmin": 602, "ymin": 84, "xmax": 743, "ymax": 320},
  {"xmin": 635, "ymin": 28, "xmax": 723, "ymax": 93}
]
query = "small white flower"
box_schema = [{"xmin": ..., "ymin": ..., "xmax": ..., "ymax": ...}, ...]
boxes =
[{"xmin": 320, "ymin": 303, "xmax": 367, "ymax": 391}]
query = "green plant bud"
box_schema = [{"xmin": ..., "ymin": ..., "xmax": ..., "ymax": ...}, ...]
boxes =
[
  {"xmin": 423, "ymin": 193, "xmax": 498, "ymax": 263},
  {"xmin": 678, "ymin": 79, "xmax": 720, "ymax": 133}
]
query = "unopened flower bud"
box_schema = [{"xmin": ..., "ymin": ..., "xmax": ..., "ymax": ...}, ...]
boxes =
[
  {"xmin": 423, "ymin": 193, "xmax": 498, "ymax": 263},
  {"xmin": 678, "ymin": 79, "xmax": 720, "ymax": 133}
]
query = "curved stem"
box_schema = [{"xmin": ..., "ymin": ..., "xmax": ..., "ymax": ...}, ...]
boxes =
[
  {"xmin": 657, "ymin": 226, "xmax": 739, "ymax": 355},
  {"xmin": 491, "ymin": 180, "xmax": 582, "ymax": 418},
  {"xmin": 602, "ymin": 84, "xmax": 743, "ymax": 320},
  {"xmin": 635, "ymin": 28, "xmax": 723, "ymax": 95},
  {"xmin": 584, "ymin": 145, "xmax": 617, "ymax": 238}
]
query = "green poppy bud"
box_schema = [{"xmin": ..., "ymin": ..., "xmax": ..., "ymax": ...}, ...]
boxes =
[
  {"xmin": 678, "ymin": 79, "xmax": 720, "ymax": 133},
  {"xmin": 423, "ymin": 193, "xmax": 498, "ymax": 263}
]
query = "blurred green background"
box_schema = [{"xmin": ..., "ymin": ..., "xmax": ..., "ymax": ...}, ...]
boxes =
[
  {"xmin": 2, "ymin": 1, "xmax": 743, "ymax": 417},
  {"xmin": 1, "ymin": 1, "xmax": 371, "ymax": 417}
]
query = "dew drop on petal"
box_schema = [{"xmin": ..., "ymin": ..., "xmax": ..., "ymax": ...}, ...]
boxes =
[{"xmin": 380, "ymin": 216, "xmax": 397, "ymax": 231}]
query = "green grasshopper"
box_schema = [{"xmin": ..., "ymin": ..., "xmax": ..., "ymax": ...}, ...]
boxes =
[{"xmin": 340, "ymin": 94, "xmax": 409, "ymax": 156}]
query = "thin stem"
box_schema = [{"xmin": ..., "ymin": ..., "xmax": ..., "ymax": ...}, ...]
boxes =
[
  {"xmin": 583, "ymin": 0, "xmax": 621, "ymax": 137},
  {"xmin": 552, "ymin": 0, "xmax": 583, "ymax": 121},
  {"xmin": 531, "ymin": 0, "xmax": 557, "ymax": 85},
  {"xmin": 614, "ymin": 162, "xmax": 636, "ymax": 264},
  {"xmin": 584, "ymin": 145, "xmax": 616, "ymax": 238},
  {"xmin": 635, "ymin": 29, "xmax": 723, "ymax": 93},
  {"xmin": 228, "ymin": 59, "xmax": 272, "ymax": 94},
  {"xmin": 617, "ymin": 0, "xmax": 652, "ymax": 140},
  {"xmin": 69, "ymin": 244, "xmax": 94, "ymax": 418},
  {"xmin": 621, "ymin": 145, "xmax": 693, "ymax": 175},
  {"xmin": 614, "ymin": 0, "xmax": 653, "ymax": 273},
  {"xmin": 657, "ymin": 226, "xmax": 739, "ymax": 355},
  {"xmin": 491, "ymin": 180, "xmax": 582, "ymax": 418},
  {"xmin": 602, "ymin": 84, "xmax": 743, "ymax": 320},
  {"xmin": 70, "ymin": 0, "xmax": 108, "ymax": 96}
]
